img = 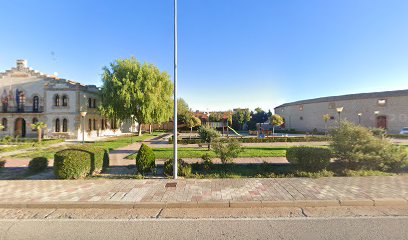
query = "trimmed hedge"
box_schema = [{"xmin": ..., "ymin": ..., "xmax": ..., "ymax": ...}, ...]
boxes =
[
  {"xmin": 54, "ymin": 145, "xmax": 109, "ymax": 179},
  {"xmin": 28, "ymin": 157, "xmax": 48, "ymax": 173},
  {"xmin": 136, "ymin": 144, "xmax": 155, "ymax": 175},
  {"xmin": 169, "ymin": 136, "xmax": 329, "ymax": 144},
  {"xmin": 286, "ymin": 146, "xmax": 332, "ymax": 172},
  {"xmin": 164, "ymin": 158, "xmax": 192, "ymax": 177}
]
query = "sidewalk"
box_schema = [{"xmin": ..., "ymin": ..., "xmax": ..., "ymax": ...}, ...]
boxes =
[{"xmin": 1, "ymin": 176, "xmax": 408, "ymax": 208}]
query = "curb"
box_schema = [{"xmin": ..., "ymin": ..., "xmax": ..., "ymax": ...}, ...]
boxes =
[{"xmin": 0, "ymin": 198, "xmax": 407, "ymax": 209}]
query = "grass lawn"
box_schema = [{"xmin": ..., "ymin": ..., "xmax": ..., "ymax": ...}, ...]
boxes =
[
  {"xmin": 149, "ymin": 147, "xmax": 288, "ymax": 159},
  {"xmin": 9, "ymin": 132, "xmax": 164, "ymax": 159},
  {"xmin": 0, "ymin": 139, "xmax": 64, "ymax": 154}
]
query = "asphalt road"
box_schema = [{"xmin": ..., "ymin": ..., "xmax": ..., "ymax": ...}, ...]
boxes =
[{"xmin": 1, "ymin": 217, "xmax": 408, "ymax": 240}]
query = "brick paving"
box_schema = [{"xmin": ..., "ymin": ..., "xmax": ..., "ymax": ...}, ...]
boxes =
[{"xmin": 0, "ymin": 176, "xmax": 408, "ymax": 205}]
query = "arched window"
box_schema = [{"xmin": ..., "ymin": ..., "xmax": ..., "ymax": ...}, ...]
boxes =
[
  {"xmin": 2, "ymin": 118, "xmax": 7, "ymax": 131},
  {"xmin": 33, "ymin": 96, "xmax": 39, "ymax": 112},
  {"xmin": 32, "ymin": 118, "xmax": 38, "ymax": 131},
  {"xmin": 17, "ymin": 92, "xmax": 25, "ymax": 112},
  {"xmin": 88, "ymin": 119, "xmax": 92, "ymax": 131},
  {"xmin": 55, "ymin": 95, "xmax": 60, "ymax": 106},
  {"xmin": 55, "ymin": 118, "xmax": 60, "ymax": 132},
  {"xmin": 88, "ymin": 98, "xmax": 92, "ymax": 108},
  {"xmin": 62, "ymin": 119, "xmax": 68, "ymax": 132},
  {"xmin": 62, "ymin": 95, "xmax": 68, "ymax": 107}
]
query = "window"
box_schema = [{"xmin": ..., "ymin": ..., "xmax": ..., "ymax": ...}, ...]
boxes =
[
  {"xmin": 328, "ymin": 102, "xmax": 336, "ymax": 109},
  {"xmin": 55, "ymin": 95, "xmax": 60, "ymax": 106},
  {"xmin": 55, "ymin": 118, "xmax": 60, "ymax": 132},
  {"xmin": 93, "ymin": 99, "xmax": 96, "ymax": 108},
  {"xmin": 378, "ymin": 99, "xmax": 387, "ymax": 106},
  {"xmin": 88, "ymin": 98, "xmax": 92, "ymax": 108},
  {"xmin": 32, "ymin": 118, "xmax": 38, "ymax": 131},
  {"xmin": 330, "ymin": 116, "xmax": 335, "ymax": 120},
  {"xmin": 33, "ymin": 96, "xmax": 39, "ymax": 112},
  {"xmin": 62, "ymin": 119, "xmax": 68, "ymax": 132},
  {"xmin": 88, "ymin": 119, "xmax": 92, "ymax": 131},
  {"xmin": 93, "ymin": 119, "xmax": 96, "ymax": 130},
  {"xmin": 17, "ymin": 92, "xmax": 25, "ymax": 112},
  {"xmin": 62, "ymin": 95, "xmax": 68, "ymax": 106},
  {"xmin": 2, "ymin": 118, "xmax": 7, "ymax": 131}
]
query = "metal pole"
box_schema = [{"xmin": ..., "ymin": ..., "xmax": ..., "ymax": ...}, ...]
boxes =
[{"xmin": 173, "ymin": 0, "xmax": 178, "ymax": 179}]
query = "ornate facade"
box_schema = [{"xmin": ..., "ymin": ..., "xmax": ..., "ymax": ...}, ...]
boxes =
[{"xmin": 0, "ymin": 60, "xmax": 129, "ymax": 140}]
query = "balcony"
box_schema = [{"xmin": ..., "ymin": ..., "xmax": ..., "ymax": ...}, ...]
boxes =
[{"xmin": 1, "ymin": 106, "xmax": 44, "ymax": 113}]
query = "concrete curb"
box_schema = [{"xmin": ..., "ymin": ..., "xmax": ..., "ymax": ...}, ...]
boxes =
[{"xmin": 1, "ymin": 198, "xmax": 407, "ymax": 209}]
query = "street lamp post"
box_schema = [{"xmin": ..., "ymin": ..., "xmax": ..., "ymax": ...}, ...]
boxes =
[
  {"xmin": 358, "ymin": 113, "xmax": 362, "ymax": 125},
  {"xmin": 80, "ymin": 111, "xmax": 87, "ymax": 144},
  {"xmin": 336, "ymin": 107, "xmax": 344, "ymax": 126},
  {"xmin": 173, "ymin": 0, "xmax": 178, "ymax": 179}
]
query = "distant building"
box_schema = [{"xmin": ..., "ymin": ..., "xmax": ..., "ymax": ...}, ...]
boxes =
[
  {"xmin": 0, "ymin": 60, "xmax": 132, "ymax": 140},
  {"xmin": 274, "ymin": 90, "xmax": 408, "ymax": 134}
]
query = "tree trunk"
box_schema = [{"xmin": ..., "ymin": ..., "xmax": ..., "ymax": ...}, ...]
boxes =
[
  {"xmin": 149, "ymin": 124, "xmax": 152, "ymax": 134},
  {"xmin": 190, "ymin": 127, "xmax": 192, "ymax": 140},
  {"xmin": 38, "ymin": 128, "xmax": 42, "ymax": 143},
  {"xmin": 138, "ymin": 124, "xmax": 142, "ymax": 136}
]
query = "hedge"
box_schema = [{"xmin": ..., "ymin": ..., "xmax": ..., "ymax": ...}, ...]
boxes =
[
  {"xmin": 169, "ymin": 136, "xmax": 329, "ymax": 144},
  {"xmin": 136, "ymin": 144, "xmax": 155, "ymax": 175},
  {"xmin": 164, "ymin": 158, "xmax": 192, "ymax": 177},
  {"xmin": 286, "ymin": 146, "xmax": 332, "ymax": 172},
  {"xmin": 28, "ymin": 157, "xmax": 48, "ymax": 173},
  {"xmin": 54, "ymin": 145, "xmax": 109, "ymax": 179}
]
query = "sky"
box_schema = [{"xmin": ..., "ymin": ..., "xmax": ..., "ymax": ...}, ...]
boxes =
[{"xmin": 1, "ymin": 0, "xmax": 407, "ymax": 112}]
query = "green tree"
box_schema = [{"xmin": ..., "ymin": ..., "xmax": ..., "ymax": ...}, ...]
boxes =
[
  {"xmin": 186, "ymin": 115, "xmax": 202, "ymax": 139},
  {"xmin": 208, "ymin": 112, "xmax": 223, "ymax": 122},
  {"xmin": 211, "ymin": 138, "xmax": 242, "ymax": 165},
  {"xmin": 31, "ymin": 122, "xmax": 47, "ymax": 143},
  {"xmin": 270, "ymin": 114, "xmax": 284, "ymax": 135},
  {"xmin": 322, "ymin": 114, "xmax": 331, "ymax": 135},
  {"xmin": 197, "ymin": 126, "xmax": 220, "ymax": 150},
  {"xmin": 247, "ymin": 108, "xmax": 268, "ymax": 130},
  {"xmin": 100, "ymin": 57, "xmax": 173, "ymax": 136}
]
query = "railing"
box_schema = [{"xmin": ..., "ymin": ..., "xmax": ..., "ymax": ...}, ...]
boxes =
[{"xmin": 1, "ymin": 106, "xmax": 44, "ymax": 113}]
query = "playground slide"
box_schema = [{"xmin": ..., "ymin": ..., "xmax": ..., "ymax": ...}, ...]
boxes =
[{"xmin": 227, "ymin": 126, "xmax": 242, "ymax": 136}]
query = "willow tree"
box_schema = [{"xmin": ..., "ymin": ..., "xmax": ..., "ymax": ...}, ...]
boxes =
[{"xmin": 100, "ymin": 57, "xmax": 173, "ymax": 136}]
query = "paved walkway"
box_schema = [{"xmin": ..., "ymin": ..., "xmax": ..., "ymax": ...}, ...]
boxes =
[{"xmin": 1, "ymin": 176, "xmax": 408, "ymax": 208}]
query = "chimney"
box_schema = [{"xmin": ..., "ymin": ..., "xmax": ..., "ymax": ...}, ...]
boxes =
[{"xmin": 16, "ymin": 59, "xmax": 27, "ymax": 69}]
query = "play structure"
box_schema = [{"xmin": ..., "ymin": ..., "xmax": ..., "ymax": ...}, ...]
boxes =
[
  {"xmin": 221, "ymin": 125, "xmax": 242, "ymax": 137},
  {"xmin": 227, "ymin": 126, "xmax": 242, "ymax": 136}
]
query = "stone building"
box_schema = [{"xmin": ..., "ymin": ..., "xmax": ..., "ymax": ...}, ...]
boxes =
[
  {"xmin": 0, "ymin": 60, "xmax": 131, "ymax": 140},
  {"xmin": 274, "ymin": 90, "xmax": 408, "ymax": 134}
]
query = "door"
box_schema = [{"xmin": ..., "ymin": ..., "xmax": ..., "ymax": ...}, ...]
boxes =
[
  {"xmin": 14, "ymin": 118, "xmax": 26, "ymax": 137},
  {"xmin": 376, "ymin": 116, "xmax": 387, "ymax": 129}
]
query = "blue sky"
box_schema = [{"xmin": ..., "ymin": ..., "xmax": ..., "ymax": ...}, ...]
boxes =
[{"xmin": 1, "ymin": 0, "xmax": 407, "ymax": 112}]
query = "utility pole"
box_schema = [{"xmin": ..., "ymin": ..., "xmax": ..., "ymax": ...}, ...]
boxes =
[{"xmin": 173, "ymin": 0, "xmax": 178, "ymax": 179}]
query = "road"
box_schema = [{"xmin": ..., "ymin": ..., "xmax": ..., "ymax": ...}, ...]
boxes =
[{"xmin": 1, "ymin": 217, "xmax": 408, "ymax": 240}]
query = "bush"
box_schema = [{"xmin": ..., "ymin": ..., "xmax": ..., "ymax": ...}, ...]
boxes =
[
  {"xmin": 136, "ymin": 144, "xmax": 155, "ymax": 175},
  {"xmin": 54, "ymin": 149, "xmax": 93, "ymax": 179},
  {"xmin": 286, "ymin": 146, "xmax": 331, "ymax": 172},
  {"xmin": 28, "ymin": 157, "xmax": 48, "ymax": 173},
  {"xmin": 164, "ymin": 158, "xmax": 192, "ymax": 177},
  {"xmin": 342, "ymin": 169, "xmax": 393, "ymax": 177},
  {"xmin": 294, "ymin": 169, "xmax": 334, "ymax": 178},
  {"xmin": 201, "ymin": 153, "xmax": 213, "ymax": 171},
  {"xmin": 197, "ymin": 126, "xmax": 221, "ymax": 149},
  {"xmin": 69, "ymin": 145, "xmax": 106, "ymax": 173},
  {"xmin": 330, "ymin": 121, "xmax": 408, "ymax": 171},
  {"xmin": 0, "ymin": 159, "xmax": 5, "ymax": 168},
  {"xmin": 211, "ymin": 138, "xmax": 242, "ymax": 164}
]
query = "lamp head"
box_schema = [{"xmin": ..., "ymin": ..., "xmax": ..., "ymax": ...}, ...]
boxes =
[
  {"xmin": 336, "ymin": 107, "xmax": 344, "ymax": 113},
  {"xmin": 80, "ymin": 111, "xmax": 87, "ymax": 117}
]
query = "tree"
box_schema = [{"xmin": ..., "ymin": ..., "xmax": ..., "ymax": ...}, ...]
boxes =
[
  {"xmin": 197, "ymin": 126, "xmax": 220, "ymax": 150},
  {"xmin": 186, "ymin": 115, "xmax": 201, "ymax": 139},
  {"xmin": 322, "ymin": 114, "xmax": 331, "ymax": 135},
  {"xmin": 177, "ymin": 98, "xmax": 190, "ymax": 123},
  {"xmin": 232, "ymin": 109, "xmax": 251, "ymax": 130},
  {"xmin": 31, "ymin": 122, "xmax": 47, "ymax": 143},
  {"xmin": 247, "ymin": 108, "xmax": 268, "ymax": 130},
  {"xmin": 208, "ymin": 112, "xmax": 223, "ymax": 122},
  {"xmin": 100, "ymin": 57, "xmax": 173, "ymax": 136},
  {"xmin": 211, "ymin": 138, "xmax": 242, "ymax": 165},
  {"xmin": 270, "ymin": 114, "xmax": 284, "ymax": 135}
]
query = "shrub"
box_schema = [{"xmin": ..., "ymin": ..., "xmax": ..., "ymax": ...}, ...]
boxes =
[
  {"xmin": 342, "ymin": 169, "xmax": 393, "ymax": 177},
  {"xmin": 164, "ymin": 158, "xmax": 192, "ymax": 177},
  {"xmin": 54, "ymin": 149, "xmax": 93, "ymax": 179},
  {"xmin": 286, "ymin": 146, "xmax": 331, "ymax": 172},
  {"xmin": 28, "ymin": 157, "xmax": 48, "ymax": 173},
  {"xmin": 1, "ymin": 136, "xmax": 13, "ymax": 144},
  {"xmin": 201, "ymin": 153, "xmax": 213, "ymax": 171},
  {"xmin": 211, "ymin": 138, "xmax": 242, "ymax": 164},
  {"xmin": 0, "ymin": 159, "xmax": 5, "ymax": 168},
  {"xmin": 136, "ymin": 144, "xmax": 156, "ymax": 175},
  {"xmin": 294, "ymin": 169, "xmax": 334, "ymax": 178},
  {"xmin": 69, "ymin": 145, "xmax": 106, "ymax": 174},
  {"xmin": 330, "ymin": 121, "xmax": 408, "ymax": 171},
  {"xmin": 197, "ymin": 126, "xmax": 221, "ymax": 150}
]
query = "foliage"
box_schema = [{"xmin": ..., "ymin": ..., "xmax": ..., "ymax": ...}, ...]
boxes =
[
  {"xmin": 69, "ymin": 145, "xmax": 106, "ymax": 173},
  {"xmin": 164, "ymin": 158, "xmax": 192, "ymax": 177},
  {"xmin": 342, "ymin": 169, "xmax": 394, "ymax": 177},
  {"xmin": 136, "ymin": 144, "xmax": 156, "ymax": 175},
  {"xmin": 270, "ymin": 114, "xmax": 284, "ymax": 127},
  {"xmin": 330, "ymin": 121, "xmax": 408, "ymax": 171},
  {"xmin": 186, "ymin": 115, "xmax": 202, "ymax": 138},
  {"xmin": 247, "ymin": 108, "xmax": 269, "ymax": 130},
  {"xmin": 286, "ymin": 146, "xmax": 332, "ymax": 172},
  {"xmin": 294, "ymin": 169, "xmax": 334, "ymax": 178},
  {"xmin": 0, "ymin": 124, "xmax": 4, "ymax": 131},
  {"xmin": 30, "ymin": 122, "xmax": 47, "ymax": 142},
  {"xmin": 197, "ymin": 126, "xmax": 220, "ymax": 149},
  {"xmin": 232, "ymin": 108, "xmax": 251, "ymax": 130},
  {"xmin": 211, "ymin": 138, "xmax": 242, "ymax": 164},
  {"xmin": 100, "ymin": 57, "xmax": 173, "ymax": 135},
  {"xmin": 322, "ymin": 114, "xmax": 331, "ymax": 123},
  {"xmin": 28, "ymin": 157, "xmax": 49, "ymax": 173},
  {"xmin": 170, "ymin": 136, "xmax": 329, "ymax": 144},
  {"xmin": 369, "ymin": 128, "xmax": 387, "ymax": 139},
  {"xmin": 177, "ymin": 98, "xmax": 191, "ymax": 124},
  {"xmin": 208, "ymin": 112, "xmax": 223, "ymax": 122},
  {"xmin": 54, "ymin": 149, "xmax": 94, "ymax": 179},
  {"xmin": 201, "ymin": 153, "xmax": 213, "ymax": 171}
]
